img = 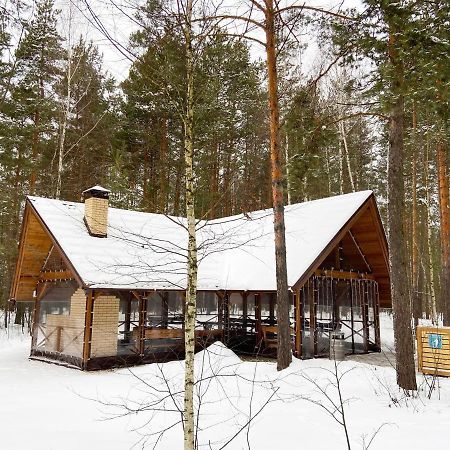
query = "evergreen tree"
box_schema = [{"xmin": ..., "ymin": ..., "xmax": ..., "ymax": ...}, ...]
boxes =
[
  {"xmin": 10, "ymin": 0, "xmax": 65, "ymax": 195},
  {"xmin": 0, "ymin": 0, "xmax": 65, "ymax": 310},
  {"xmin": 331, "ymin": 0, "xmax": 420, "ymax": 391},
  {"xmin": 57, "ymin": 38, "xmax": 119, "ymax": 201},
  {"xmin": 121, "ymin": 25, "xmax": 268, "ymax": 218}
]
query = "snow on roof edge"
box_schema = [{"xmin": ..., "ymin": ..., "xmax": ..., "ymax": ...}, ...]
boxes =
[{"xmin": 25, "ymin": 190, "xmax": 376, "ymax": 292}]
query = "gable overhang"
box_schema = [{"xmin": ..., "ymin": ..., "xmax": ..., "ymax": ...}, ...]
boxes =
[
  {"xmin": 292, "ymin": 194, "xmax": 391, "ymax": 308},
  {"xmin": 10, "ymin": 199, "xmax": 85, "ymax": 302}
]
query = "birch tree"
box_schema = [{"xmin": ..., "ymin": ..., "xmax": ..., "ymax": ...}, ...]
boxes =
[{"xmin": 181, "ymin": 0, "xmax": 197, "ymax": 447}]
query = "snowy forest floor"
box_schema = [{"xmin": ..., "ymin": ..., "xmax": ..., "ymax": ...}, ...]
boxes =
[{"xmin": 1, "ymin": 313, "xmax": 449, "ymax": 450}]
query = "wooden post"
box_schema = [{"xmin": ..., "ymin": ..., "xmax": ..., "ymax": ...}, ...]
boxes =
[
  {"xmin": 217, "ymin": 291, "xmax": 224, "ymax": 329},
  {"xmin": 373, "ymin": 282, "xmax": 381, "ymax": 351},
  {"xmin": 309, "ymin": 279, "xmax": 317, "ymax": 357},
  {"xmin": 332, "ymin": 278, "xmax": 340, "ymax": 331},
  {"xmin": 223, "ymin": 292, "xmax": 230, "ymax": 343},
  {"xmin": 138, "ymin": 295, "xmax": 147, "ymax": 356},
  {"xmin": 269, "ymin": 293, "xmax": 276, "ymax": 325},
  {"xmin": 31, "ymin": 298, "xmax": 41, "ymax": 352},
  {"xmin": 333, "ymin": 243, "xmax": 342, "ymax": 333},
  {"xmin": 416, "ymin": 328, "xmax": 423, "ymax": 372},
  {"xmin": 83, "ymin": 290, "xmax": 95, "ymax": 366},
  {"xmin": 295, "ymin": 289, "xmax": 302, "ymax": 358},
  {"xmin": 242, "ymin": 292, "xmax": 248, "ymax": 332},
  {"xmin": 124, "ymin": 295, "xmax": 132, "ymax": 343},
  {"xmin": 349, "ymin": 280, "xmax": 355, "ymax": 354},
  {"xmin": 55, "ymin": 326, "xmax": 62, "ymax": 353},
  {"xmin": 362, "ymin": 281, "xmax": 369, "ymax": 353},
  {"xmin": 161, "ymin": 292, "xmax": 169, "ymax": 329},
  {"xmin": 31, "ymin": 283, "xmax": 48, "ymax": 351},
  {"xmin": 255, "ymin": 293, "xmax": 262, "ymax": 344}
]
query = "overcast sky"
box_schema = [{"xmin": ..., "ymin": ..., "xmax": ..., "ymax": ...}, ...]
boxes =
[{"xmin": 56, "ymin": 0, "xmax": 363, "ymax": 82}]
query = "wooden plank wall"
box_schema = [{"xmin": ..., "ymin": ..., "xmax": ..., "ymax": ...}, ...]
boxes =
[{"xmin": 417, "ymin": 326, "xmax": 450, "ymax": 377}]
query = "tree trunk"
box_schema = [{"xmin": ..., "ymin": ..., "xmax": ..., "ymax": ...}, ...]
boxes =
[
  {"xmin": 183, "ymin": 0, "xmax": 197, "ymax": 447},
  {"xmin": 325, "ymin": 146, "xmax": 332, "ymax": 195},
  {"xmin": 339, "ymin": 120, "xmax": 355, "ymax": 192},
  {"xmin": 437, "ymin": 139, "xmax": 450, "ymax": 324},
  {"xmin": 424, "ymin": 137, "xmax": 437, "ymax": 322},
  {"xmin": 30, "ymin": 106, "xmax": 40, "ymax": 194},
  {"xmin": 210, "ymin": 142, "xmax": 219, "ymax": 218},
  {"xmin": 411, "ymin": 106, "xmax": 420, "ymax": 327},
  {"xmin": 285, "ymin": 134, "xmax": 292, "ymax": 205},
  {"xmin": 174, "ymin": 146, "xmax": 183, "ymax": 216},
  {"xmin": 265, "ymin": 0, "xmax": 292, "ymax": 371},
  {"xmin": 56, "ymin": 53, "xmax": 72, "ymax": 199},
  {"xmin": 387, "ymin": 26, "xmax": 417, "ymax": 391},
  {"xmin": 158, "ymin": 116, "xmax": 168, "ymax": 213},
  {"xmin": 223, "ymin": 150, "xmax": 232, "ymax": 217}
]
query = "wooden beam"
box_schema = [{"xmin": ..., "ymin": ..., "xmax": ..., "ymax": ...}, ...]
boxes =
[
  {"xmin": 349, "ymin": 280, "xmax": 355, "ymax": 353},
  {"xmin": 82, "ymin": 291, "xmax": 95, "ymax": 365},
  {"xmin": 335, "ymin": 242, "xmax": 342, "ymax": 269},
  {"xmin": 309, "ymin": 279, "xmax": 317, "ymax": 357},
  {"xmin": 30, "ymin": 283, "xmax": 48, "ymax": 350},
  {"xmin": 217, "ymin": 291, "xmax": 224, "ymax": 329},
  {"xmin": 10, "ymin": 205, "xmax": 31, "ymax": 300},
  {"xmin": 269, "ymin": 292, "xmax": 276, "ymax": 326},
  {"xmin": 26, "ymin": 199, "xmax": 85, "ymax": 287},
  {"xmin": 242, "ymin": 292, "xmax": 248, "ymax": 331},
  {"xmin": 38, "ymin": 270, "xmax": 74, "ymax": 282},
  {"xmin": 40, "ymin": 245, "xmax": 54, "ymax": 272},
  {"xmin": 255, "ymin": 293, "xmax": 262, "ymax": 344},
  {"xmin": 138, "ymin": 296, "xmax": 147, "ymax": 356},
  {"xmin": 124, "ymin": 294, "xmax": 132, "ymax": 340},
  {"xmin": 362, "ymin": 283, "xmax": 369, "ymax": 353},
  {"xmin": 293, "ymin": 200, "xmax": 372, "ymax": 291},
  {"xmin": 131, "ymin": 290, "xmax": 143, "ymax": 302},
  {"xmin": 223, "ymin": 292, "xmax": 230, "ymax": 344},
  {"xmin": 292, "ymin": 195, "xmax": 391, "ymax": 307},
  {"xmin": 314, "ymin": 269, "xmax": 375, "ymax": 280},
  {"xmin": 161, "ymin": 292, "xmax": 169, "ymax": 329},
  {"xmin": 373, "ymin": 282, "xmax": 381, "ymax": 350},
  {"xmin": 348, "ymin": 230, "xmax": 372, "ymax": 272},
  {"xmin": 295, "ymin": 289, "xmax": 301, "ymax": 358}
]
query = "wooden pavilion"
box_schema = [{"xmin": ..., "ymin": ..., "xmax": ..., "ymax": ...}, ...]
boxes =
[{"xmin": 10, "ymin": 187, "xmax": 390, "ymax": 370}]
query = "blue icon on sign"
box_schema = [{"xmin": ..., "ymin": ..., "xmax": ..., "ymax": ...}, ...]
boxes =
[{"xmin": 428, "ymin": 333, "xmax": 443, "ymax": 349}]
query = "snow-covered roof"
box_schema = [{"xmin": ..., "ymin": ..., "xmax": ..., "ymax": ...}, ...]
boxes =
[{"xmin": 28, "ymin": 190, "xmax": 374, "ymax": 292}]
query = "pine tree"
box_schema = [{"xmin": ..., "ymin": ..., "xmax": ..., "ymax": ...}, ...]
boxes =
[
  {"xmin": 57, "ymin": 38, "xmax": 118, "ymax": 200},
  {"xmin": 0, "ymin": 0, "xmax": 65, "ymax": 310},
  {"xmin": 331, "ymin": 0, "xmax": 420, "ymax": 391},
  {"xmin": 11, "ymin": 0, "xmax": 65, "ymax": 195}
]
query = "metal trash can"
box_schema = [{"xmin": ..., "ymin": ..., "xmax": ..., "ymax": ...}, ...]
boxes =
[{"xmin": 330, "ymin": 331, "xmax": 345, "ymax": 361}]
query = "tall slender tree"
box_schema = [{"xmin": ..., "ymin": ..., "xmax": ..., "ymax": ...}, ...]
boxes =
[{"xmin": 332, "ymin": 0, "xmax": 418, "ymax": 390}]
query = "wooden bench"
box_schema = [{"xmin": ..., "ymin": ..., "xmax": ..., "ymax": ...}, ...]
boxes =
[
  {"xmin": 133, "ymin": 328, "xmax": 183, "ymax": 340},
  {"xmin": 260, "ymin": 325, "xmax": 295, "ymax": 350},
  {"xmin": 132, "ymin": 327, "xmax": 224, "ymax": 346},
  {"xmin": 195, "ymin": 329, "xmax": 223, "ymax": 338}
]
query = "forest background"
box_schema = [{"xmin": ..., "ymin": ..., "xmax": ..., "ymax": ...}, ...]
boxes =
[{"xmin": 0, "ymin": 0, "xmax": 449, "ymax": 330}]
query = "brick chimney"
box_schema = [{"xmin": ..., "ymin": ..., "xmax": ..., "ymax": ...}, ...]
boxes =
[{"xmin": 82, "ymin": 186, "xmax": 110, "ymax": 237}]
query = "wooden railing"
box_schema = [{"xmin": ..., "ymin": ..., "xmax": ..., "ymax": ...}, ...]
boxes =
[{"xmin": 132, "ymin": 327, "xmax": 223, "ymax": 343}]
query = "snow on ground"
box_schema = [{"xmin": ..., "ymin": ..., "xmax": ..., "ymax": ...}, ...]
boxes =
[{"xmin": 1, "ymin": 314, "xmax": 450, "ymax": 450}]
